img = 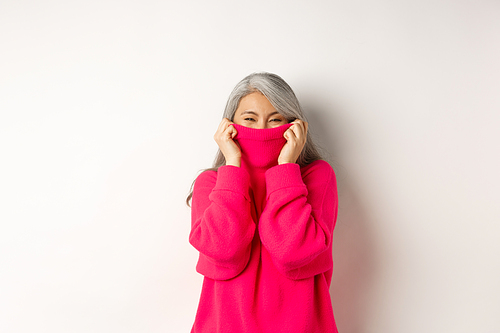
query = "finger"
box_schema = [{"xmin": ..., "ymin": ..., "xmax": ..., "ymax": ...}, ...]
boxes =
[
  {"xmin": 217, "ymin": 118, "xmax": 234, "ymax": 136},
  {"xmin": 292, "ymin": 122, "xmax": 307, "ymax": 145},
  {"xmin": 228, "ymin": 124, "xmax": 237, "ymax": 138},
  {"xmin": 217, "ymin": 118, "xmax": 229, "ymax": 133},
  {"xmin": 298, "ymin": 121, "xmax": 306, "ymax": 138},
  {"xmin": 224, "ymin": 123, "xmax": 237, "ymax": 139},
  {"xmin": 298, "ymin": 120, "xmax": 307, "ymax": 137},
  {"xmin": 289, "ymin": 121, "xmax": 304, "ymax": 138},
  {"xmin": 284, "ymin": 127, "xmax": 298, "ymax": 141}
]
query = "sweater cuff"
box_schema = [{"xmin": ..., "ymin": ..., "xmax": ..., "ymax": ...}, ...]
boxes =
[
  {"xmin": 264, "ymin": 163, "xmax": 306, "ymax": 198},
  {"xmin": 213, "ymin": 165, "xmax": 251, "ymax": 201}
]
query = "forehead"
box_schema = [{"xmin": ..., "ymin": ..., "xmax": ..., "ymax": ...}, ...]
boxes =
[{"xmin": 236, "ymin": 92, "xmax": 276, "ymax": 114}]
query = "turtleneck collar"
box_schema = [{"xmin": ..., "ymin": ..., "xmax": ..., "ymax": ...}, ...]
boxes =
[{"xmin": 232, "ymin": 123, "xmax": 293, "ymax": 171}]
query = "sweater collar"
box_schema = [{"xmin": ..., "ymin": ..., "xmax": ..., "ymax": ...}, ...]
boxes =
[{"xmin": 232, "ymin": 123, "xmax": 293, "ymax": 171}]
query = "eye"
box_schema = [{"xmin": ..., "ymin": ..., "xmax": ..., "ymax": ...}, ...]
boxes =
[
  {"xmin": 270, "ymin": 119, "xmax": 282, "ymax": 122},
  {"xmin": 244, "ymin": 118, "xmax": 255, "ymax": 121}
]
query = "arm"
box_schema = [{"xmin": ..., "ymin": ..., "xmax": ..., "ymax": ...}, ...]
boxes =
[
  {"xmin": 189, "ymin": 165, "xmax": 256, "ymax": 280},
  {"xmin": 258, "ymin": 160, "xmax": 338, "ymax": 280}
]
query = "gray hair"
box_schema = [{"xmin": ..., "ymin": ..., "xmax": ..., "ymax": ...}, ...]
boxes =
[{"xmin": 186, "ymin": 72, "xmax": 326, "ymax": 207}]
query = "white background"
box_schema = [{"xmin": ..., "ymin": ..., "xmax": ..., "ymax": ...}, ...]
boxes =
[{"xmin": 1, "ymin": 1, "xmax": 499, "ymax": 332}]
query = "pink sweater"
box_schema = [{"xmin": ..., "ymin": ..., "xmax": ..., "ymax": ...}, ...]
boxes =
[{"xmin": 189, "ymin": 122, "xmax": 339, "ymax": 332}]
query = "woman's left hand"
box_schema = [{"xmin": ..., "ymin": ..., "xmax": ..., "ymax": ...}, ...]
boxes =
[{"xmin": 278, "ymin": 119, "xmax": 308, "ymax": 165}]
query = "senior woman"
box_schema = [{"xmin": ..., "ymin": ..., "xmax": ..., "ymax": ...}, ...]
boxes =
[{"xmin": 186, "ymin": 72, "xmax": 339, "ymax": 333}]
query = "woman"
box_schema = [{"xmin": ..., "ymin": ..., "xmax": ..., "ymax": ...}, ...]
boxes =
[{"xmin": 186, "ymin": 72, "xmax": 339, "ymax": 332}]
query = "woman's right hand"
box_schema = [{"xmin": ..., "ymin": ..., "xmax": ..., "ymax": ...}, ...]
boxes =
[{"xmin": 214, "ymin": 118, "xmax": 241, "ymax": 167}]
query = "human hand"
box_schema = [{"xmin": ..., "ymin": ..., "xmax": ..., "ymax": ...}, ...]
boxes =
[
  {"xmin": 213, "ymin": 118, "xmax": 241, "ymax": 167},
  {"xmin": 278, "ymin": 119, "xmax": 308, "ymax": 165}
]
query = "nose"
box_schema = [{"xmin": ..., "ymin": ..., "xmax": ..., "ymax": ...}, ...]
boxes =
[{"xmin": 256, "ymin": 120, "xmax": 273, "ymax": 129}]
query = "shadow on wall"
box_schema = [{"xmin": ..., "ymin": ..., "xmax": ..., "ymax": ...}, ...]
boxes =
[{"xmin": 303, "ymin": 98, "xmax": 379, "ymax": 333}]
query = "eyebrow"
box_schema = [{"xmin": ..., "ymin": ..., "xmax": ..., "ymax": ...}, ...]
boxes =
[{"xmin": 241, "ymin": 110, "xmax": 281, "ymax": 116}]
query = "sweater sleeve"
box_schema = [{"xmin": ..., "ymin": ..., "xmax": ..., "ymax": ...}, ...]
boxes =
[
  {"xmin": 189, "ymin": 165, "xmax": 256, "ymax": 281},
  {"xmin": 258, "ymin": 160, "xmax": 338, "ymax": 280}
]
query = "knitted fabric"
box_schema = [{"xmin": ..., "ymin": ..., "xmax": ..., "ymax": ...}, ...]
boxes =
[{"xmin": 189, "ymin": 122, "xmax": 339, "ymax": 332}]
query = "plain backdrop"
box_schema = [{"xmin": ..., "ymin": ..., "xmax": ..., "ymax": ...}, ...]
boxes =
[{"xmin": 1, "ymin": 1, "xmax": 499, "ymax": 332}]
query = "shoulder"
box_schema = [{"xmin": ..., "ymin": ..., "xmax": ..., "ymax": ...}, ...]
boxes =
[
  {"xmin": 299, "ymin": 160, "xmax": 338, "ymax": 206},
  {"xmin": 300, "ymin": 159, "xmax": 336, "ymax": 182},
  {"xmin": 194, "ymin": 169, "xmax": 218, "ymax": 190}
]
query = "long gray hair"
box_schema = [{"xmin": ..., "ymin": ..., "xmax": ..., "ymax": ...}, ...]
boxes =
[{"xmin": 185, "ymin": 72, "xmax": 326, "ymax": 207}]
